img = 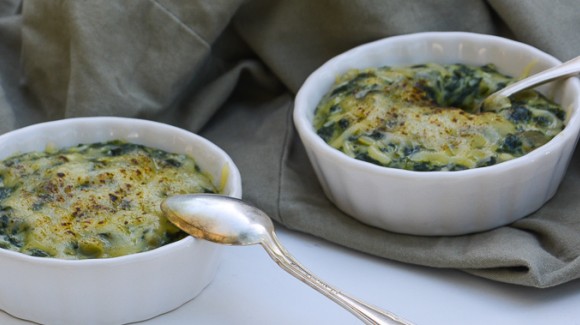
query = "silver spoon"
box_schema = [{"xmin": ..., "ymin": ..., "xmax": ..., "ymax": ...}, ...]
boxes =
[
  {"xmin": 161, "ymin": 194, "xmax": 413, "ymax": 325},
  {"xmin": 479, "ymin": 55, "xmax": 580, "ymax": 112}
]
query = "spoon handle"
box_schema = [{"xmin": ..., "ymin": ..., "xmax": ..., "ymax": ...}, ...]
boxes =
[
  {"xmin": 494, "ymin": 55, "xmax": 580, "ymax": 98},
  {"xmin": 261, "ymin": 231, "xmax": 413, "ymax": 325}
]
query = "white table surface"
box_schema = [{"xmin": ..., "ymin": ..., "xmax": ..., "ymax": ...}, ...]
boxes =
[{"xmin": 2, "ymin": 226, "xmax": 579, "ymax": 325}]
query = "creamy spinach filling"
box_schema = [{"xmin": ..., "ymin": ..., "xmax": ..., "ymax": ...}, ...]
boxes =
[
  {"xmin": 0, "ymin": 141, "xmax": 217, "ymax": 259},
  {"xmin": 313, "ymin": 63, "xmax": 565, "ymax": 171}
]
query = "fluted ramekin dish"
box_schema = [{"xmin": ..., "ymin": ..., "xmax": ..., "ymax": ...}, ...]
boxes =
[
  {"xmin": 0, "ymin": 117, "xmax": 242, "ymax": 324},
  {"xmin": 293, "ymin": 32, "xmax": 580, "ymax": 236}
]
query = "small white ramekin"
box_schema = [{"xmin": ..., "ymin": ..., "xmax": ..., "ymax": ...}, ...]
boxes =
[
  {"xmin": 294, "ymin": 32, "xmax": 580, "ymax": 236},
  {"xmin": 0, "ymin": 117, "xmax": 242, "ymax": 324}
]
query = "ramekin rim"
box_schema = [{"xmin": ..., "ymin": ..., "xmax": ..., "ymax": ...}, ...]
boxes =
[
  {"xmin": 0, "ymin": 116, "xmax": 242, "ymax": 265},
  {"xmin": 293, "ymin": 32, "xmax": 580, "ymax": 180}
]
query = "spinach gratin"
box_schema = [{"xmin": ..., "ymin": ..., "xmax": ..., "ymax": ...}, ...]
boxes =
[
  {"xmin": 313, "ymin": 63, "xmax": 565, "ymax": 171},
  {"xmin": 0, "ymin": 141, "xmax": 217, "ymax": 259}
]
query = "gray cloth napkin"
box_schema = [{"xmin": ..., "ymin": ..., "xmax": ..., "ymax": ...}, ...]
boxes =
[{"xmin": 1, "ymin": 0, "xmax": 579, "ymax": 288}]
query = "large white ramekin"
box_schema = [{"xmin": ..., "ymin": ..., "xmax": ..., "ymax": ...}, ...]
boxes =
[
  {"xmin": 0, "ymin": 117, "xmax": 242, "ymax": 324},
  {"xmin": 294, "ymin": 32, "xmax": 580, "ymax": 236}
]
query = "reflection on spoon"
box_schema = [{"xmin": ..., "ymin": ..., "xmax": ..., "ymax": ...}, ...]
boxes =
[
  {"xmin": 480, "ymin": 55, "xmax": 580, "ymax": 113},
  {"xmin": 161, "ymin": 194, "xmax": 413, "ymax": 325}
]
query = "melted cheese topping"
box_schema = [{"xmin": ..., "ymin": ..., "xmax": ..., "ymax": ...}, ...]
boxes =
[
  {"xmin": 314, "ymin": 63, "xmax": 565, "ymax": 171},
  {"xmin": 0, "ymin": 141, "xmax": 217, "ymax": 259}
]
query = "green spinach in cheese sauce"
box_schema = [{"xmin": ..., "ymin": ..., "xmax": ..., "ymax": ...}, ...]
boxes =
[
  {"xmin": 314, "ymin": 63, "xmax": 565, "ymax": 171},
  {"xmin": 0, "ymin": 141, "xmax": 217, "ymax": 259}
]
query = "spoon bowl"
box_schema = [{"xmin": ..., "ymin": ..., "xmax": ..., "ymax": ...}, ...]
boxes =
[
  {"xmin": 161, "ymin": 194, "xmax": 413, "ymax": 325},
  {"xmin": 162, "ymin": 194, "xmax": 271, "ymax": 246}
]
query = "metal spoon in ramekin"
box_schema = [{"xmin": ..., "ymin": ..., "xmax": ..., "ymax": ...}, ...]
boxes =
[
  {"xmin": 480, "ymin": 55, "xmax": 580, "ymax": 112},
  {"xmin": 161, "ymin": 194, "xmax": 413, "ymax": 325}
]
